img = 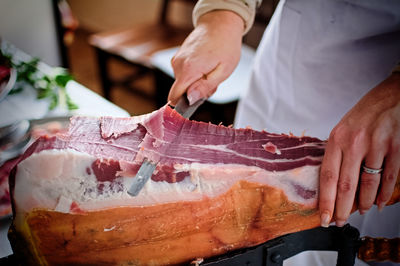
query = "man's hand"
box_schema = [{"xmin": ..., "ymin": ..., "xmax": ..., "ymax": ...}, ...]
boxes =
[
  {"xmin": 168, "ymin": 10, "xmax": 244, "ymax": 106},
  {"xmin": 319, "ymin": 73, "xmax": 400, "ymax": 227}
]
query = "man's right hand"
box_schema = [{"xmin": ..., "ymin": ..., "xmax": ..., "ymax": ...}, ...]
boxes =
[{"xmin": 167, "ymin": 10, "xmax": 244, "ymax": 106}]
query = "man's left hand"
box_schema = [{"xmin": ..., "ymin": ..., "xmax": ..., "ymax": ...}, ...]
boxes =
[{"xmin": 319, "ymin": 73, "xmax": 400, "ymax": 227}]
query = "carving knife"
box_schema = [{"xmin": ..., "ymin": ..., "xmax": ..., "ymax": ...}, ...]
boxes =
[{"xmin": 127, "ymin": 96, "xmax": 205, "ymax": 196}]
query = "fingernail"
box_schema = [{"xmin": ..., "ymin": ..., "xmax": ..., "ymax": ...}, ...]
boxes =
[
  {"xmin": 377, "ymin": 202, "xmax": 386, "ymax": 212},
  {"xmin": 320, "ymin": 211, "xmax": 331, "ymax": 228},
  {"xmin": 336, "ymin": 220, "xmax": 346, "ymax": 227},
  {"xmin": 187, "ymin": 90, "xmax": 201, "ymax": 105}
]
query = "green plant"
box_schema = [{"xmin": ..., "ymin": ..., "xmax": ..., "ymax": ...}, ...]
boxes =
[{"xmin": 1, "ymin": 49, "xmax": 78, "ymax": 110}]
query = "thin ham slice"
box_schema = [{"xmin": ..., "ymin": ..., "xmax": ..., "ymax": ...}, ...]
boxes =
[{"xmin": 8, "ymin": 105, "xmax": 400, "ymax": 265}]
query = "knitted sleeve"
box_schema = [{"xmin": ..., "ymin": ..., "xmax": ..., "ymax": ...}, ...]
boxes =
[{"xmin": 192, "ymin": 0, "xmax": 262, "ymax": 35}]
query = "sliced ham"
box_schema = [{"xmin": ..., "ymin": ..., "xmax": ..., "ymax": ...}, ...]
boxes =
[{"xmin": 8, "ymin": 105, "xmax": 400, "ymax": 265}]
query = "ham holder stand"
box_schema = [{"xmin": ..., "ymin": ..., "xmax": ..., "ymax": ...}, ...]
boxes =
[
  {"xmin": 1, "ymin": 223, "xmax": 398, "ymax": 265},
  {"xmin": 199, "ymin": 224, "xmax": 398, "ymax": 266}
]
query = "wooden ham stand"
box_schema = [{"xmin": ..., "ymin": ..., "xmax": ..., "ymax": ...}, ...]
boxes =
[{"xmin": 0, "ymin": 223, "xmax": 398, "ymax": 265}]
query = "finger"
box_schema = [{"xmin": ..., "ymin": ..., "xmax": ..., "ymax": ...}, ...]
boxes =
[
  {"xmin": 168, "ymin": 53, "xmax": 216, "ymax": 105},
  {"xmin": 376, "ymin": 147, "xmax": 400, "ymax": 210},
  {"xmin": 168, "ymin": 72, "xmax": 204, "ymax": 106},
  {"xmin": 171, "ymin": 63, "xmax": 229, "ymax": 106},
  {"xmin": 319, "ymin": 140, "xmax": 342, "ymax": 227},
  {"xmin": 168, "ymin": 61, "xmax": 223, "ymax": 105},
  {"xmin": 334, "ymin": 152, "xmax": 363, "ymax": 227},
  {"xmin": 187, "ymin": 81, "xmax": 216, "ymax": 105},
  {"xmin": 186, "ymin": 64, "xmax": 227, "ymax": 105},
  {"xmin": 358, "ymin": 146, "xmax": 385, "ymax": 214}
]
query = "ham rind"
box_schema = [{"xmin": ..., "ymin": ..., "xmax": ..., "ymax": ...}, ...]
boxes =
[{"xmin": 8, "ymin": 105, "xmax": 400, "ymax": 265}]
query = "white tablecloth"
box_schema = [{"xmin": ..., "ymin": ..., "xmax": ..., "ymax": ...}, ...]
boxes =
[{"xmin": 0, "ymin": 80, "xmax": 129, "ymax": 127}]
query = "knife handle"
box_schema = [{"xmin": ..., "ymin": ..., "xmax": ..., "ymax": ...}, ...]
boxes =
[
  {"xmin": 358, "ymin": 237, "xmax": 400, "ymax": 262},
  {"xmin": 174, "ymin": 95, "xmax": 205, "ymax": 119}
]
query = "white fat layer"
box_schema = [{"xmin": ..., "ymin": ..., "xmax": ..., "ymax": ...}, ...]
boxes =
[
  {"xmin": 15, "ymin": 149, "xmax": 319, "ymax": 214},
  {"xmin": 55, "ymin": 196, "xmax": 73, "ymax": 212}
]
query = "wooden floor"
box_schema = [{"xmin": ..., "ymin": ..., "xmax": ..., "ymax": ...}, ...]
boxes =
[{"xmin": 67, "ymin": 29, "xmax": 157, "ymax": 116}]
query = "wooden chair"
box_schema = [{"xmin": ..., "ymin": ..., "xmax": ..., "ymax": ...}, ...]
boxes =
[{"xmin": 88, "ymin": 0, "xmax": 194, "ymax": 106}]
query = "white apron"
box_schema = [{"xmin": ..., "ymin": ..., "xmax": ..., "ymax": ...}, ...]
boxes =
[{"xmin": 234, "ymin": 0, "xmax": 400, "ymax": 265}]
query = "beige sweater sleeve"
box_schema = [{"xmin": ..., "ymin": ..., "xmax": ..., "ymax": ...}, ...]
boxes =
[{"xmin": 192, "ymin": 0, "xmax": 261, "ymax": 35}]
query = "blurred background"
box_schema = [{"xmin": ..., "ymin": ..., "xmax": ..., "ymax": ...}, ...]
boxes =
[{"xmin": 0, "ymin": 0, "xmax": 277, "ymax": 124}]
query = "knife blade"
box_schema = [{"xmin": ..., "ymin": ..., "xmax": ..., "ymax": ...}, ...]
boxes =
[{"xmin": 127, "ymin": 96, "xmax": 205, "ymax": 196}]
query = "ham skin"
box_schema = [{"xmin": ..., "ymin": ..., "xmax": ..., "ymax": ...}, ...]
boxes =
[{"xmin": 8, "ymin": 105, "xmax": 400, "ymax": 265}]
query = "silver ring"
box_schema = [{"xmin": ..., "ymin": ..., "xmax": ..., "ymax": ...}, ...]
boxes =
[{"xmin": 362, "ymin": 165, "xmax": 383, "ymax": 175}]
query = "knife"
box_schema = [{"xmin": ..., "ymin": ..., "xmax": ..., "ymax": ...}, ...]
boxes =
[{"xmin": 127, "ymin": 96, "xmax": 205, "ymax": 196}]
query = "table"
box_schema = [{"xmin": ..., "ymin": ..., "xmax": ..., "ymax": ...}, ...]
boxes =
[
  {"xmin": 0, "ymin": 46, "xmax": 130, "ymax": 258},
  {"xmin": 0, "ymin": 80, "xmax": 130, "ymax": 127}
]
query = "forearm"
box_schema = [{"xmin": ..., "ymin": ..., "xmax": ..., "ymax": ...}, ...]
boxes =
[
  {"xmin": 193, "ymin": 0, "xmax": 261, "ymax": 34},
  {"xmin": 196, "ymin": 10, "xmax": 245, "ymax": 39}
]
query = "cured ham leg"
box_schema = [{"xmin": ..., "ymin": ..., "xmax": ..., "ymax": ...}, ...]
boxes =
[{"xmin": 8, "ymin": 106, "xmax": 400, "ymax": 265}]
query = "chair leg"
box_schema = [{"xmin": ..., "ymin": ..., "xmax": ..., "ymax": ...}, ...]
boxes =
[
  {"xmin": 154, "ymin": 68, "xmax": 174, "ymax": 108},
  {"xmin": 95, "ymin": 48, "xmax": 112, "ymax": 101}
]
